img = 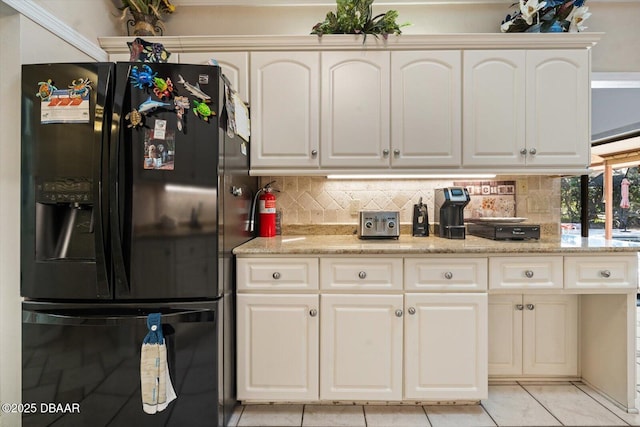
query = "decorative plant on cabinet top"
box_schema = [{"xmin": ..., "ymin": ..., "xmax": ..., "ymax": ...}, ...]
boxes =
[
  {"xmin": 119, "ymin": 0, "xmax": 176, "ymax": 36},
  {"xmin": 311, "ymin": 0, "xmax": 409, "ymax": 39},
  {"xmin": 501, "ymin": 0, "xmax": 591, "ymax": 33}
]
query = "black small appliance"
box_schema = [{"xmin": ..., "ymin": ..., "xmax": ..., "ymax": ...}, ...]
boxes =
[
  {"xmin": 412, "ymin": 198, "xmax": 429, "ymax": 237},
  {"xmin": 467, "ymin": 222, "xmax": 541, "ymax": 240},
  {"xmin": 434, "ymin": 187, "xmax": 470, "ymax": 239}
]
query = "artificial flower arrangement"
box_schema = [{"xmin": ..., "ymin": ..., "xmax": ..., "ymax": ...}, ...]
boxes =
[
  {"xmin": 119, "ymin": 0, "xmax": 176, "ymax": 35},
  {"xmin": 501, "ymin": 0, "xmax": 591, "ymax": 33},
  {"xmin": 119, "ymin": 0, "xmax": 176, "ymax": 22},
  {"xmin": 311, "ymin": 0, "xmax": 409, "ymax": 39}
]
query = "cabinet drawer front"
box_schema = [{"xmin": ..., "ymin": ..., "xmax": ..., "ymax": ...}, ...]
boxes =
[
  {"xmin": 490, "ymin": 256, "xmax": 563, "ymax": 290},
  {"xmin": 320, "ymin": 258, "xmax": 403, "ymax": 291},
  {"xmin": 564, "ymin": 255, "xmax": 638, "ymax": 290},
  {"xmin": 238, "ymin": 257, "xmax": 319, "ymax": 291},
  {"xmin": 405, "ymin": 258, "xmax": 487, "ymax": 291}
]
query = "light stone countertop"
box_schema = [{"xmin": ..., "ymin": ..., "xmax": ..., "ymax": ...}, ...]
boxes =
[{"xmin": 233, "ymin": 234, "xmax": 640, "ymax": 255}]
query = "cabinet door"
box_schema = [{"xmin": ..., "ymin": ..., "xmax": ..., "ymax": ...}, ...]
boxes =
[
  {"xmin": 237, "ymin": 294, "xmax": 319, "ymax": 401},
  {"xmin": 179, "ymin": 52, "xmax": 249, "ymax": 101},
  {"xmin": 463, "ymin": 50, "xmax": 525, "ymax": 167},
  {"xmin": 250, "ymin": 52, "xmax": 320, "ymax": 168},
  {"xmin": 391, "ymin": 51, "xmax": 461, "ymax": 167},
  {"xmin": 320, "ymin": 294, "xmax": 403, "ymax": 400},
  {"xmin": 526, "ymin": 50, "xmax": 589, "ymax": 168},
  {"xmin": 321, "ymin": 51, "xmax": 390, "ymax": 168},
  {"xmin": 522, "ymin": 294, "xmax": 578, "ymax": 376},
  {"xmin": 488, "ymin": 294, "xmax": 523, "ymax": 376},
  {"xmin": 405, "ymin": 293, "xmax": 488, "ymax": 400}
]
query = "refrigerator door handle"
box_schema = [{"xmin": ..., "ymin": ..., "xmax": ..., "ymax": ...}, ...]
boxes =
[
  {"xmin": 93, "ymin": 64, "xmax": 113, "ymax": 299},
  {"xmin": 110, "ymin": 64, "xmax": 131, "ymax": 297},
  {"xmin": 22, "ymin": 308, "xmax": 216, "ymax": 326}
]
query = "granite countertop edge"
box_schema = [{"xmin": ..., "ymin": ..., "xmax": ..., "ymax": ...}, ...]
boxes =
[{"xmin": 233, "ymin": 235, "xmax": 640, "ymax": 255}]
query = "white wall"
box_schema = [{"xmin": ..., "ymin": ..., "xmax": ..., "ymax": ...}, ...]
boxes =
[
  {"xmin": 0, "ymin": 6, "xmax": 22, "ymax": 427},
  {"xmin": 32, "ymin": 1, "xmax": 640, "ymax": 72},
  {"xmin": 0, "ymin": 9, "xmax": 96, "ymax": 427}
]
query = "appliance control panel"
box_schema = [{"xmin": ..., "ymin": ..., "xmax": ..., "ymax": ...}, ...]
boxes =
[{"xmin": 358, "ymin": 211, "xmax": 400, "ymax": 239}]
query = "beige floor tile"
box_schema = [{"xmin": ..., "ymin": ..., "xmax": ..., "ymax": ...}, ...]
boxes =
[
  {"xmin": 228, "ymin": 405, "xmax": 244, "ymax": 427},
  {"xmin": 364, "ymin": 405, "xmax": 430, "ymax": 427},
  {"xmin": 482, "ymin": 385, "xmax": 560, "ymax": 426},
  {"xmin": 302, "ymin": 405, "xmax": 366, "ymax": 427},
  {"xmin": 523, "ymin": 384, "xmax": 627, "ymax": 426},
  {"xmin": 238, "ymin": 404, "xmax": 303, "ymax": 427},
  {"xmin": 424, "ymin": 405, "xmax": 496, "ymax": 427},
  {"xmin": 574, "ymin": 382, "xmax": 640, "ymax": 426}
]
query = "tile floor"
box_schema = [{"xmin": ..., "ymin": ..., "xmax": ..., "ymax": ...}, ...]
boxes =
[{"xmin": 227, "ymin": 306, "xmax": 640, "ymax": 427}]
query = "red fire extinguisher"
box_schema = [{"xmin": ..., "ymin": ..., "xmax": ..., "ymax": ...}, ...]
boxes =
[{"xmin": 258, "ymin": 183, "xmax": 277, "ymax": 237}]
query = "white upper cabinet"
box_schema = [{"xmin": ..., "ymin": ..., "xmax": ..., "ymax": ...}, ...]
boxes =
[
  {"xmin": 391, "ymin": 51, "xmax": 461, "ymax": 167},
  {"xmin": 463, "ymin": 50, "xmax": 526, "ymax": 167},
  {"xmin": 99, "ymin": 35, "xmax": 599, "ymax": 175},
  {"xmin": 250, "ymin": 52, "xmax": 320, "ymax": 169},
  {"xmin": 179, "ymin": 52, "xmax": 249, "ymax": 101},
  {"xmin": 321, "ymin": 51, "xmax": 390, "ymax": 168},
  {"xmin": 525, "ymin": 50, "xmax": 589, "ymax": 168},
  {"xmin": 464, "ymin": 49, "xmax": 590, "ymax": 170}
]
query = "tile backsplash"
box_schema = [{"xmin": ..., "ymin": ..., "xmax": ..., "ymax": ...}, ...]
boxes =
[{"xmin": 259, "ymin": 176, "xmax": 561, "ymax": 235}]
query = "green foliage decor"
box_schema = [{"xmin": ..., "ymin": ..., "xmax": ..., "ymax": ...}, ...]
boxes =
[
  {"xmin": 311, "ymin": 0, "xmax": 408, "ymax": 39},
  {"xmin": 119, "ymin": 0, "xmax": 176, "ymax": 20}
]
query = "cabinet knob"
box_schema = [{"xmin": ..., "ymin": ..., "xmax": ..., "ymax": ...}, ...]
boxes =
[
  {"xmin": 383, "ymin": 149, "xmax": 390, "ymax": 157},
  {"xmin": 524, "ymin": 270, "xmax": 534, "ymax": 279},
  {"xmin": 520, "ymin": 148, "xmax": 528, "ymax": 156},
  {"xmin": 309, "ymin": 308, "xmax": 318, "ymax": 317},
  {"xmin": 311, "ymin": 149, "xmax": 318, "ymax": 157},
  {"xmin": 393, "ymin": 149, "xmax": 400, "ymax": 157},
  {"xmin": 529, "ymin": 148, "xmax": 537, "ymax": 155},
  {"xmin": 408, "ymin": 307, "xmax": 416, "ymax": 315},
  {"xmin": 600, "ymin": 270, "xmax": 611, "ymax": 278},
  {"xmin": 272, "ymin": 272, "xmax": 281, "ymax": 280},
  {"xmin": 444, "ymin": 271, "xmax": 453, "ymax": 280},
  {"xmin": 526, "ymin": 304, "xmax": 535, "ymax": 310},
  {"xmin": 358, "ymin": 271, "xmax": 367, "ymax": 279},
  {"xmin": 515, "ymin": 304, "xmax": 524, "ymax": 311},
  {"xmin": 395, "ymin": 309, "xmax": 403, "ymax": 317}
]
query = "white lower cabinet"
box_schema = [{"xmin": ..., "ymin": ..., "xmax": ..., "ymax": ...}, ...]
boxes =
[
  {"xmin": 404, "ymin": 293, "xmax": 488, "ymax": 400},
  {"xmin": 237, "ymin": 294, "xmax": 319, "ymax": 401},
  {"xmin": 320, "ymin": 294, "xmax": 404, "ymax": 400},
  {"xmin": 488, "ymin": 294, "xmax": 578, "ymax": 377}
]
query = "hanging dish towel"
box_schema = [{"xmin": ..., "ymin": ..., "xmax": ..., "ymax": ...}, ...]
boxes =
[{"xmin": 141, "ymin": 312, "xmax": 177, "ymax": 414}]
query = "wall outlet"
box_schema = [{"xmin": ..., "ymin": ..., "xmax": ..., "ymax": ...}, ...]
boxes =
[{"xmin": 349, "ymin": 199, "xmax": 361, "ymax": 216}]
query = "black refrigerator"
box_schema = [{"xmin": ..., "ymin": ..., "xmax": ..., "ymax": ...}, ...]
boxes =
[{"xmin": 20, "ymin": 62, "xmax": 256, "ymax": 426}]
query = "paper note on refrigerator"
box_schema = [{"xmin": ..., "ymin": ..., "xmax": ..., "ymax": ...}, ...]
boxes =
[{"xmin": 232, "ymin": 93, "xmax": 250, "ymax": 142}]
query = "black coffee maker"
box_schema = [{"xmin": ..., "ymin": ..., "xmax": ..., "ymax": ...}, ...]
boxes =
[{"xmin": 434, "ymin": 187, "xmax": 470, "ymax": 239}]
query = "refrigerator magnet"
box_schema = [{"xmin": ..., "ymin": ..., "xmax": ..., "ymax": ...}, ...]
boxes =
[
  {"xmin": 36, "ymin": 79, "xmax": 57, "ymax": 101},
  {"xmin": 173, "ymin": 96, "xmax": 189, "ymax": 132},
  {"xmin": 192, "ymin": 100, "xmax": 215, "ymax": 122},
  {"xmin": 154, "ymin": 119, "xmax": 167, "ymax": 140}
]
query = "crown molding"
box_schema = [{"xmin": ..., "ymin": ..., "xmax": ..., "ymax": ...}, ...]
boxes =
[
  {"xmin": 1, "ymin": 0, "xmax": 108, "ymax": 61},
  {"xmin": 99, "ymin": 33, "xmax": 603, "ymax": 54}
]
